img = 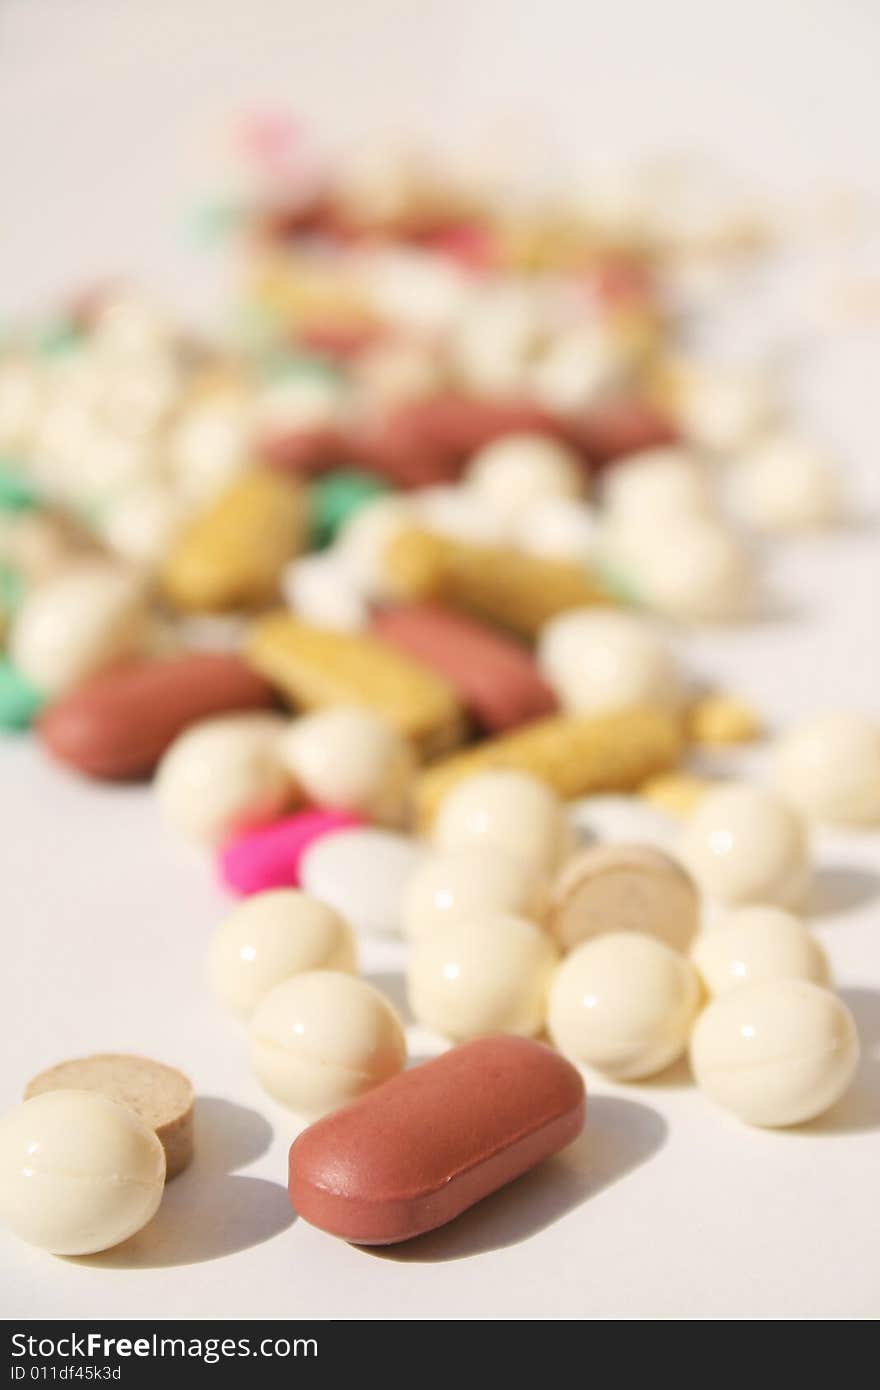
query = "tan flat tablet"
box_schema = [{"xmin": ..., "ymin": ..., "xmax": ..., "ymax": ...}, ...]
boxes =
[
  {"xmin": 24, "ymin": 1054, "xmax": 195, "ymax": 1179},
  {"xmin": 550, "ymin": 843, "xmax": 699, "ymax": 954}
]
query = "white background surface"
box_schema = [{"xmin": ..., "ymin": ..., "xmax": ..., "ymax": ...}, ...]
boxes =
[{"xmin": 2, "ymin": 0, "xmax": 879, "ymax": 1322}]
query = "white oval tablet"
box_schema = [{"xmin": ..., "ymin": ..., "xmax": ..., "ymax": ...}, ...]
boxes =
[{"xmin": 300, "ymin": 827, "xmax": 424, "ymax": 937}]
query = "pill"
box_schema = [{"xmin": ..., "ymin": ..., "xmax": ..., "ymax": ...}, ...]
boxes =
[
  {"xmin": 601, "ymin": 447, "xmax": 712, "ymax": 523},
  {"xmin": 413, "ymin": 483, "xmax": 508, "ymax": 547},
  {"xmin": 383, "ymin": 529, "xmax": 605, "ymax": 638},
  {"xmin": 156, "ymin": 712, "xmax": 295, "ymax": 844},
  {"xmin": 537, "ymin": 609, "xmax": 684, "ymax": 714},
  {"xmin": 432, "ymin": 769, "xmax": 570, "ymax": 877},
  {"xmin": 0, "ymin": 463, "xmax": 39, "ymax": 511},
  {"xmin": 279, "ymin": 706, "xmax": 415, "ymax": 825},
  {"xmin": 690, "ymin": 980, "xmax": 859, "ymax": 1127},
  {"xmin": 209, "ymin": 889, "xmax": 356, "ymax": 1019},
  {"xmin": 9, "ymin": 562, "xmax": 150, "ymax": 696},
  {"xmin": 371, "ymin": 602, "xmax": 557, "ymax": 733},
  {"xmin": 632, "ymin": 516, "xmax": 754, "ymax": 622},
  {"xmin": 550, "ymin": 843, "xmax": 699, "ymax": 953},
  {"xmin": 464, "ymin": 433, "xmax": 584, "ymax": 523},
  {"xmin": 548, "ymin": 931, "xmax": 701, "ymax": 1080},
  {"xmin": 307, "ymin": 470, "xmax": 389, "ymax": 547},
  {"xmin": 0, "ymin": 657, "xmax": 44, "ymax": 731},
  {"xmin": 37, "ymin": 652, "xmax": 277, "ymax": 779},
  {"xmin": 281, "ymin": 551, "xmax": 370, "ymax": 632},
  {"xmin": 408, "ymin": 913, "xmax": 557, "ymax": 1041},
  {"xmin": 772, "ymin": 713, "xmax": 880, "ymax": 826},
  {"xmin": 246, "ymin": 614, "xmax": 465, "ymax": 757},
  {"xmin": 1, "ymin": 508, "xmax": 102, "ymax": 585},
  {"xmin": 161, "ymin": 471, "xmax": 307, "ymax": 612},
  {"xmin": 573, "ymin": 399, "xmax": 678, "ymax": 468},
  {"xmin": 403, "ymin": 846, "xmax": 546, "ymax": 940},
  {"xmin": 417, "ymin": 705, "xmax": 684, "ymax": 826},
  {"xmin": 728, "ymin": 434, "xmax": 840, "ymax": 532},
  {"xmin": 690, "ymin": 905, "xmax": 830, "ymax": 997},
  {"xmin": 300, "ymin": 827, "xmax": 423, "ymax": 937},
  {"xmin": 511, "ymin": 495, "xmax": 597, "ymax": 564},
  {"xmin": 24, "ymin": 1055, "xmax": 195, "ymax": 1180},
  {"xmin": 639, "ymin": 770, "xmax": 715, "ymax": 816},
  {"xmin": 218, "ymin": 808, "xmax": 360, "ymax": 895},
  {"xmin": 332, "ymin": 495, "xmax": 417, "ymax": 598},
  {"xmin": 250, "ymin": 971, "xmax": 406, "ymax": 1117},
  {"xmin": 687, "ymin": 692, "xmax": 760, "ymax": 745},
  {"xmin": 0, "ymin": 1091, "xmax": 165, "ymax": 1255},
  {"xmin": 679, "ymin": 782, "xmax": 810, "ymax": 908},
  {"xmin": 287, "ymin": 1035, "xmax": 586, "ymax": 1244}
]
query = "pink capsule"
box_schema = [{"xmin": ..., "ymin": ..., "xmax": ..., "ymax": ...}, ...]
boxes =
[{"xmin": 219, "ymin": 809, "xmax": 361, "ymax": 896}]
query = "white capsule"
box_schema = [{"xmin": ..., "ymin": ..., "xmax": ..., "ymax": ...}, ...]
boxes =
[
  {"xmin": 249, "ymin": 971, "xmax": 406, "ymax": 1117},
  {"xmin": 537, "ymin": 609, "xmax": 683, "ymax": 714},
  {"xmin": 403, "ymin": 845, "xmax": 546, "ymax": 941},
  {"xmin": 279, "ymin": 706, "xmax": 415, "ymax": 826},
  {"xmin": 548, "ymin": 931, "xmax": 701, "ymax": 1080},
  {"xmin": 679, "ymin": 783, "xmax": 810, "ymax": 908},
  {"xmin": 414, "ymin": 484, "xmax": 508, "ymax": 547},
  {"xmin": 511, "ymin": 495, "xmax": 597, "ymax": 562},
  {"xmin": 408, "ymin": 912, "xmax": 557, "ymax": 1042},
  {"xmin": 601, "ymin": 446, "xmax": 713, "ymax": 523},
  {"xmin": 10, "ymin": 562, "xmax": 149, "ymax": 695},
  {"xmin": 680, "ymin": 368, "xmax": 777, "ymax": 454},
  {"xmin": 772, "ymin": 713, "xmax": 880, "ymax": 825},
  {"xmin": 99, "ymin": 481, "xmax": 185, "ymax": 569},
  {"xmin": 465, "ymin": 432, "xmax": 583, "ymax": 524},
  {"xmin": 0, "ymin": 354, "xmax": 43, "ymax": 452},
  {"xmin": 156, "ymin": 713, "xmax": 294, "ymax": 845},
  {"xmin": 633, "ymin": 516, "xmax": 754, "ymax": 622},
  {"xmin": 529, "ymin": 323, "xmax": 629, "ymax": 414},
  {"xmin": 433, "ymin": 769, "xmax": 571, "ymax": 877},
  {"xmin": 691, "ymin": 905, "xmax": 830, "ymax": 997},
  {"xmin": 209, "ymin": 890, "xmax": 356, "ymax": 1021},
  {"xmin": 0, "ymin": 1091, "xmax": 165, "ymax": 1255},
  {"xmin": 729, "ymin": 434, "xmax": 841, "ymax": 532},
  {"xmin": 166, "ymin": 397, "xmax": 253, "ymax": 506},
  {"xmin": 690, "ymin": 979, "xmax": 859, "ymax": 1126},
  {"xmin": 332, "ymin": 495, "xmax": 416, "ymax": 597}
]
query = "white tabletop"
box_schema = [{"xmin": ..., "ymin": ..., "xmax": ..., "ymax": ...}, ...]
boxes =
[{"xmin": 1, "ymin": 0, "xmax": 879, "ymax": 1322}]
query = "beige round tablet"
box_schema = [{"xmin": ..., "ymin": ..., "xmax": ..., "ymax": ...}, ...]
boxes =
[
  {"xmin": 432, "ymin": 770, "xmax": 571, "ymax": 877},
  {"xmin": 690, "ymin": 906, "xmax": 830, "ymax": 997},
  {"xmin": 249, "ymin": 971, "xmax": 406, "ymax": 1118},
  {"xmin": 679, "ymin": 782, "xmax": 810, "ymax": 908},
  {"xmin": 209, "ymin": 889, "xmax": 356, "ymax": 1020},
  {"xmin": 403, "ymin": 846, "xmax": 546, "ymax": 941},
  {"xmin": 24, "ymin": 1054, "xmax": 195, "ymax": 1180},
  {"xmin": 691, "ymin": 979, "xmax": 859, "ymax": 1127},
  {"xmin": 407, "ymin": 912, "xmax": 557, "ymax": 1042},
  {"xmin": 550, "ymin": 844, "xmax": 699, "ymax": 954},
  {"xmin": 0, "ymin": 1091, "xmax": 166, "ymax": 1256},
  {"xmin": 548, "ymin": 931, "xmax": 701, "ymax": 1080},
  {"xmin": 279, "ymin": 706, "xmax": 415, "ymax": 827}
]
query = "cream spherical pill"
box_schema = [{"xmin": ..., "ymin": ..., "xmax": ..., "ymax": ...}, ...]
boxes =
[
  {"xmin": 249, "ymin": 971, "xmax": 406, "ymax": 1118},
  {"xmin": 772, "ymin": 713, "xmax": 880, "ymax": 826},
  {"xmin": 432, "ymin": 769, "xmax": 570, "ymax": 875},
  {"xmin": 0, "ymin": 1090, "xmax": 166, "ymax": 1255},
  {"xmin": 548, "ymin": 931, "xmax": 701, "ymax": 1080},
  {"xmin": 690, "ymin": 979, "xmax": 859, "ymax": 1127},
  {"xmin": 209, "ymin": 890, "xmax": 356, "ymax": 1020},
  {"xmin": 279, "ymin": 705, "xmax": 415, "ymax": 826},
  {"xmin": 679, "ymin": 782, "xmax": 810, "ymax": 908},
  {"xmin": 465, "ymin": 433, "xmax": 584, "ymax": 523},
  {"xmin": 403, "ymin": 845, "xmax": 546, "ymax": 940},
  {"xmin": 537, "ymin": 609, "xmax": 683, "ymax": 714},
  {"xmin": 691, "ymin": 905, "xmax": 830, "ymax": 997},
  {"xmin": 407, "ymin": 912, "xmax": 557, "ymax": 1042}
]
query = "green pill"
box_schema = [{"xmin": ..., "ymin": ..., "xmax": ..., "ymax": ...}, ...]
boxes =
[
  {"xmin": 307, "ymin": 471, "xmax": 389, "ymax": 548},
  {"xmin": 0, "ymin": 463, "xmax": 39, "ymax": 511},
  {"xmin": 0, "ymin": 567, "xmax": 24, "ymax": 616},
  {"xmin": 0, "ymin": 659, "xmax": 44, "ymax": 732}
]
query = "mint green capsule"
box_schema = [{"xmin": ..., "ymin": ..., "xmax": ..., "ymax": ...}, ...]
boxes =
[
  {"xmin": 0, "ymin": 567, "xmax": 24, "ymax": 616},
  {"xmin": 35, "ymin": 321, "xmax": 82, "ymax": 359},
  {"xmin": 0, "ymin": 659, "xmax": 44, "ymax": 731},
  {"xmin": 307, "ymin": 471, "xmax": 389, "ymax": 548},
  {"xmin": 0, "ymin": 463, "xmax": 39, "ymax": 511}
]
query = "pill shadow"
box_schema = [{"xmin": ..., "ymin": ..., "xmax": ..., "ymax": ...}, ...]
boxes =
[
  {"xmin": 808, "ymin": 866, "xmax": 880, "ymax": 918},
  {"xmin": 364, "ymin": 1094, "xmax": 667, "ymax": 1263},
  {"xmin": 75, "ymin": 1098, "xmax": 295, "ymax": 1269},
  {"xmin": 799, "ymin": 987, "xmax": 880, "ymax": 1135}
]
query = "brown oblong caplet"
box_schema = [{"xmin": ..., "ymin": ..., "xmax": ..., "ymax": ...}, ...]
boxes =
[
  {"xmin": 37, "ymin": 651, "xmax": 276, "ymax": 780},
  {"xmin": 288, "ymin": 1035, "xmax": 585, "ymax": 1245},
  {"xmin": 550, "ymin": 843, "xmax": 699, "ymax": 954},
  {"xmin": 371, "ymin": 602, "xmax": 557, "ymax": 733},
  {"xmin": 24, "ymin": 1053, "xmax": 195, "ymax": 1179}
]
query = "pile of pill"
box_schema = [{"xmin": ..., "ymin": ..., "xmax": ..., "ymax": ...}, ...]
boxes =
[{"xmin": 0, "ymin": 132, "xmax": 876, "ymax": 1253}]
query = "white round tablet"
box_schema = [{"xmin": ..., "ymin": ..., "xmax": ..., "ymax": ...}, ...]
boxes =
[
  {"xmin": 300, "ymin": 827, "xmax": 424, "ymax": 936},
  {"xmin": 690, "ymin": 979, "xmax": 859, "ymax": 1127},
  {"xmin": 690, "ymin": 905, "xmax": 830, "ymax": 997},
  {"xmin": 432, "ymin": 769, "xmax": 571, "ymax": 876},
  {"xmin": 679, "ymin": 782, "xmax": 810, "ymax": 908},
  {"xmin": 403, "ymin": 845, "xmax": 546, "ymax": 940}
]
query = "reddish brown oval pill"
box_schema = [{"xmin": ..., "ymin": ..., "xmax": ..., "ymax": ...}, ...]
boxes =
[
  {"xmin": 288, "ymin": 1035, "xmax": 586, "ymax": 1245},
  {"xmin": 37, "ymin": 652, "xmax": 277, "ymax": 779},
  {"xmin": 372, "ymin": 602, "xmax": 557, "ymax": 732}
]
